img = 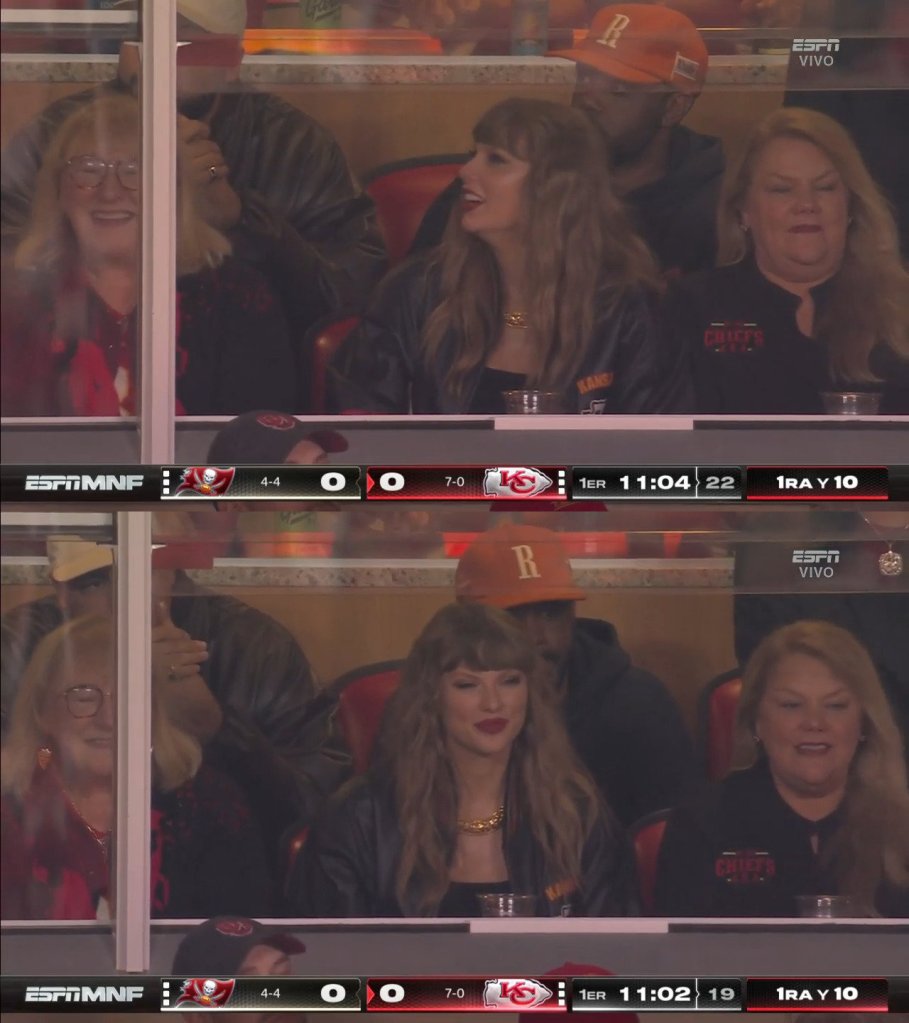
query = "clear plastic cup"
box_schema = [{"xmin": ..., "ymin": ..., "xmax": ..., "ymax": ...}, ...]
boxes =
[
  {"xmin": 502, "ymin": 390, "xmax": 566, "ymax": 414},
  {"xmin": 821, "ymin": 392, "xmax": 881, "ymax": 416},
  {"xmin": 476, "ymin": 893, "xmax": 538, "ymax": 917},
  {"xmin": 795, "ymin": 894, "xmax": 856, "ymax": 918}
]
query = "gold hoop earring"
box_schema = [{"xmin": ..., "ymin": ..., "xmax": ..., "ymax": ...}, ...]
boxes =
[{"xmin": 37, "ymin": 745, "xmax": 53, "ymax": 770}]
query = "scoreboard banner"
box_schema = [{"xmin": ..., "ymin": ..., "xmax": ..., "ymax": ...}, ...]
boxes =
[
  {"xmin": 0, "ymin": 975, "xmax": 905, "ymax": 1013},
  {"xmin": 1, "ymin": 465, "xmax": 906, "ymax": 503}
]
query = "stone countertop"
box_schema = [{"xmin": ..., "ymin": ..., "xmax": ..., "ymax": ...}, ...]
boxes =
[
  {"xmin": 2, "ymin": 555, "xmax": 734, "ymax": 589},
  {"xmin": 1, "ymin": 52, "xmax": 788, "ymax": 87}
]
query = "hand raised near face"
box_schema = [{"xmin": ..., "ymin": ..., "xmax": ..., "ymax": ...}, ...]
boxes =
[{"xmin": 177, "ymin": 114, "xmax": 242, "ymax": 232}]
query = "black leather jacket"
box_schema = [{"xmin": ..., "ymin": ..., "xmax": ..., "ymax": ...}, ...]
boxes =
[
  {"xmin": 329, "ymin": 256, "xmax": 691, "ymax": 415},
  {"xmin": 1, "ymin": 81, "xmax": 386, "ymax": 331},
  {"xmin": 287, "ymin": 776, "xmax": 640, "ymax": 917}
]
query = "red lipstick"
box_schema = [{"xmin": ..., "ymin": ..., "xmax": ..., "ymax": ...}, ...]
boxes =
[{"xmin": 475, "ymin": 718, "xmax": 508, "ymax": 734}]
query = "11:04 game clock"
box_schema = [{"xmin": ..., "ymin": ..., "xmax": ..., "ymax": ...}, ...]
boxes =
[{"xmin": 571, "ymin": 466, "xmax": 745, "ymax": 501}]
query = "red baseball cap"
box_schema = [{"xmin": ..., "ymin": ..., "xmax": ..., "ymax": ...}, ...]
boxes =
[{"xmin": 549, "ymin": 4, "xmax": 708, "ymax": 94}]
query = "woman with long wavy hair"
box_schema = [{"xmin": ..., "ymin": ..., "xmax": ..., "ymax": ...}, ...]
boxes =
[
  {"xmin": 1, "ymin": 93, "xmax": 297, "ymax": 416},
  {"xmin": 654, "ymin": 620, "xmax": 909, "ymax": 917},
  {"xmin": 329, "ymin": 98, "xmax": 684, "ymax": 416},
  {"xmin": 664, "ymin": 106, "xmax": 909, "ymax": 414},
  {"xmin": 1, "ymin": 616, "xmax": 274, "ymax": 920},
  {"xmin": 289, "ymin": 602, "xmax": 637, "ymax": 916}
]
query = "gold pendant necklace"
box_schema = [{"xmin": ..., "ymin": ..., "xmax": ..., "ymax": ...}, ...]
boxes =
[
  {"xmin": 65, "ymin": 792, "xmax": 111, "ymax": 858},
  {"xmin": 457, "ymin": 805, "xmax": 505, "ymax": 835},
  {"xmin": 503, "ymin": 311, "xmax": 529, "ymax": 329},
  {"xmin": 861, "ymin": 515, "xmax": 908, "ymax": 577},
  {"xmin": 878, "ymin": 546, "xmax": 904, "ymax": 577}
]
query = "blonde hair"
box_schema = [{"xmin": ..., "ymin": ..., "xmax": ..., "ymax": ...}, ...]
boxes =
[
  {"xmin": 423, "ymin": 98, "xmax": 658, "ymax": 399},
  {"xmin": 376, "ymin": 602, "xmax": 604, "ymax": 915},
  {"xmin": 731, "ymin": 620, "xmax": 909, "ymax": 913},
  {"xmin": 1, "ymin": 615, "xmax": 201, "ymax": 799},
  {"xmin": 718, "ymin": 107, "xmax": 909, "ymax": 382},
  {"xmin": 14, "ymin": 93, "xmax": 230, "ymax": 280}
]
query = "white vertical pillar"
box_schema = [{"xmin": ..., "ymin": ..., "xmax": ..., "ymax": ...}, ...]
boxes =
[
  {"xmin": 139, "ymin": 0, "xmax": 177, "ymax": 463},
  {"xmin": 113, "ymin": 511, "xmax": 153, "ymax": 971}
]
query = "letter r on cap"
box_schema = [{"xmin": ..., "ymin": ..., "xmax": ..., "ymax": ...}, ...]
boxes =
[
  {"xmin": 511, "ymin": 544, "xmax": 541, "ymax": 580},
  {"xmin": 596, "ymin": 13, "xmax": 631, "ymax": 49}
]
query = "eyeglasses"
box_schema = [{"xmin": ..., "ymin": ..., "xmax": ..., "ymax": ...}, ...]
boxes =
[
  {"xmin": 57, "ymin": 685, "xmax": 114, "ymax": 719},
  {"xmin": 65, "ymin": 155, "xmax": 140, "ymax": 191}
]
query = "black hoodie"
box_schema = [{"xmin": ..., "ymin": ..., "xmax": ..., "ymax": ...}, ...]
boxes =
[
  {"xmin": 409, "ymin": 125, "xmax": 725, "ymax": 277},
  {"xmin": 564, "ymin": 618, "xmax": 698, "ymax": 826}
]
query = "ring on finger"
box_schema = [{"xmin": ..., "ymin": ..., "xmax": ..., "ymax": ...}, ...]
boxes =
[
  {"xmin": 168, "ymin": 664, "xmax": 178, "ymax": 682},
  {"xmin": 208, "ymin": 164, "xmax": 219, "ymax": 182}
]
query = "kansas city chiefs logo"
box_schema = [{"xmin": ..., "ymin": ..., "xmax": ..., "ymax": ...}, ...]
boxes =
[
  {"xmin": 483, "ymin": 467, "xmax": 553, "ymax": 499},
  {"xmin": 484, "ymin": 979, "xmax": 553, "ymax": 1009}
]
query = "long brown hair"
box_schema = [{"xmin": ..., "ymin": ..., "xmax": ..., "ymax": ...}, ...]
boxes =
[
  {"xmin": 731, "ymin": 620, "xmax": 909, "ymax": 913},
  {"xmin": 376, "ymin": 602, "xmax": 602, "ymax": 915},
  {"xmin": 423, "ymin": 98, "xmax": 658, "ymax": 399},
  {"xmin": 718, "ymin": 107, "xmax": 909, "ymax": 382}
]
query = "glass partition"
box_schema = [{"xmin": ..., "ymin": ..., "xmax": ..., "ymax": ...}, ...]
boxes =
[
  {"xmin": 2, "ymin": 0, "xmax": 906, "ymax": 455},
  {"xmin": 3, "ymin": 503, "xmax": 907, "ymax": 943}
]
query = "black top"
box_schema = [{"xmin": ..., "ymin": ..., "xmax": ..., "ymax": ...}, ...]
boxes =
[
  {"xmin": 564, "ymin": 619, "xmax": 697, "ymax": 826},
  {"xmin": 664, "ymin": 257, "xmax": 909, "ymax": 414},
  {"xmin": 468, "ymin": 367, "xmax": 526, "ymax": 414},
  {"xmin": 654, "ymin": 760, "xmax": 909, "ymax": 917},
  {"xmin": 438, "ymin": 879, "xmax": 511, "ymax": 918}
]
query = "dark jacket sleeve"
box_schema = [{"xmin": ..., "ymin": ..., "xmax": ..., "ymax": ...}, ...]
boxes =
[
  {"xmin": 653, "ymin": 800, "xmax": 719, "ymax": 917},
  {"xmin": 327, "ymin": 259, "xmax": 431, "ymax": 413},
  {"xmin": 177, "ymin": 260, "xmax": 299, "ymax": 414},
  {"xmin": 160, "ymin": 767, "xmax": 276, "ymax": 918},
  {"xmin": 177, "ymin": 595, "xmax": 351, "ymax": 872},
  {"xmin": 596, "ymin": 288, "xmax": 693, "ymax": 414},
  {"xmin": 577, "ymin": 810, "xmax": 641, "ymax": 917},
  {"xmin": 287, "ymin": 781, "xmax": 380, "ymax": 917},
  {"xmin": 218, "ymin": 93, "xmax": 386, "ymax": 317},
  {"xmin": 603, "ymin": 667, "xmax": 698, "ymax": 826}
]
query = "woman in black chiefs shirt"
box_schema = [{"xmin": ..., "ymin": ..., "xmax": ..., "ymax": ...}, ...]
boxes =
[
  {"xmin": 664, "ymin": 107, "xmax": 909, "ymax": 414},
  {"xmin": 1, "ymin": 93, "xmax": 297, "ymax": 417},
  {"xmin": 654, "ymin": 620, "xmax": 909, "ymax": 917}
]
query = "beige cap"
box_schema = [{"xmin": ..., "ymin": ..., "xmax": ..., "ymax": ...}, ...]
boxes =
[
  {"xmin": 177, "ymin": 0, "xmax": 247, "ymax": 37},
  {"xmin": 46, "ymin": 537, "xmax": 114, "ymax": 584}
]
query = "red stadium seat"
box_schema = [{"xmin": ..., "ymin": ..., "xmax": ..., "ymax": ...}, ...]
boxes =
[
  {"xmin": 363, "ymin": 155, "xmax": 468, "ymax": 265},
  {"xmin": 630, "ymin": 809, "xmax": 671, "ymax": 914},
  {"xmin": 697, "ymin": 670, "xmax": 743, "ymax": 782},
  {"xmin": 307, "ymin": 315, "xmax": 359, "ymax": 414},
  {"xmin": 333, "ymin": 660, "xmax": 403, "ymax": 774}
]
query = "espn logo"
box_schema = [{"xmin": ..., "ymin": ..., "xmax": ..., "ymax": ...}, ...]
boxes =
[
  {"xmin": 24, "ymin": 985, "xmax": 146, "ymax": 1003},
  {"xmin": 792, "ymin": 550, "xmax": 840, "ymax": 564},
  {"xmin": 792, "ymin": 38, "xmax": 840, "ymax": 52},
  {"xmin": 792, "ymin": 549, "xmax": 840, "ymax": 579},
  {"xmin": 24, "ymin": 474, "xmax": 145, "ymax": 492}
]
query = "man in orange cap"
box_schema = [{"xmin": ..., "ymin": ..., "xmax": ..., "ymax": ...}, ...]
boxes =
[
  {"xmin": 456, "ymin": 524, "xmax": 696, "ymax": 825},
  {"xmin": 412, "ymin": 3, "xmax": 723, "ymax": 276}
]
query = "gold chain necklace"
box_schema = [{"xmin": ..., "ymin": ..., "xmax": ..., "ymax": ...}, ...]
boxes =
[
  {"xmin": 65, "ymin": 792, "xmax": 111, "ymax": 858},
  {"xmin": 457, "ymin": 805, "xmax": 505, "ymax": 835},
  {"xmin": 503, "ymin": 311, "xmax": 529, "ymax": 329}
]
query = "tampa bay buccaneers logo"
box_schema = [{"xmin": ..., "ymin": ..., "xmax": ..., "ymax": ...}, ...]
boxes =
[
  {"xmin": 175, "ymin": 466, "xmax": 236, "ymax": 497},
  {"xmin": 175, "ymin": 977, "xmax": 236, "ymax": 1008}
]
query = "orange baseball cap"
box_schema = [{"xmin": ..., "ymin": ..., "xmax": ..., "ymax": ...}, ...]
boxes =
[
  {"xmin": 549, "ymin": 3, "xmax": 708, "ymax": 94},
  {"xmin": 455, "ymin": 525, "xmax": 586, "ymax": 609}
]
